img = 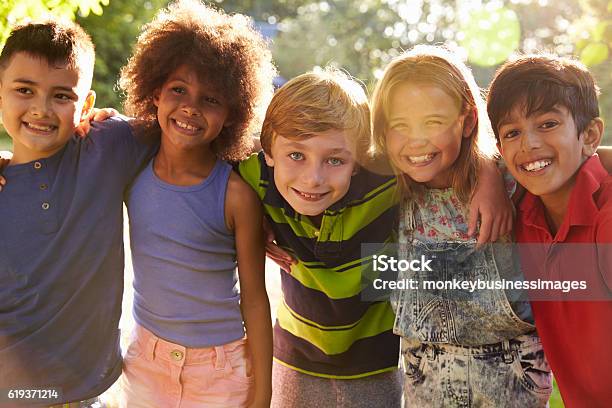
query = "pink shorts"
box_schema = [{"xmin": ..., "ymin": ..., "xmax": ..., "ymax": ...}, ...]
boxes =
[{"xmin": 119, "ymin": 324, "xmax": 253, "ymax": 408}]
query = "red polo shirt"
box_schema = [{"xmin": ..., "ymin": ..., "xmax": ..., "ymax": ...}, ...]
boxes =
[{"xmin": 515, "ymin": 155, "xmax": 612, "ymax": 407}]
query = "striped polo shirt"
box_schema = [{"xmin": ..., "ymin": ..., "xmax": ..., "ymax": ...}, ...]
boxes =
[{"xmin": 238, "ymin": 152, "xmax": 400, "ymax": 378}]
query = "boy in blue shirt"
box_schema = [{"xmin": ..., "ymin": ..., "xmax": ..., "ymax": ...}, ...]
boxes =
[{"xmin": 0, "ymin": 21, "xmax": 153, "ymax": 406}]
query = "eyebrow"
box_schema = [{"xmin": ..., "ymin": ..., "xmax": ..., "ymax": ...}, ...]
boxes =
[
  {"xmin": 282, "ymin": 141, "xmax": 351, "ymax": 155},
  {"xmin": 389, "ymin": 113, "xmax": 448, "ymax": 121},
  {"xmin": 498, "ymin": 107, "xmax": 565, "ymax": 129},
  {"xmin": 13, "ymin": 78, "xmax": 77, "ymax": 93}
]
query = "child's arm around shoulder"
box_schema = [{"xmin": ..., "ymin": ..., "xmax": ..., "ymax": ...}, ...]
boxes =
[
  {"xmin": 469, "ymin": 159, "xmax": 514, "ymax": 246},
  {"xmin": 225, "ymin": 170, "xmax": 272, "ymax": 407}
]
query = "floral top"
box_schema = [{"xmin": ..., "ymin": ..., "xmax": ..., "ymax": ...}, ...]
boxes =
[{"xmin": 399, "ymin": 163, "xmax": 516, "ymax": 244}]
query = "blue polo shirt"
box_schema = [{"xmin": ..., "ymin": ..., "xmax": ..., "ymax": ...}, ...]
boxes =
[{"xmin": 0, "ymin": 117, "xmax": 154, "ymax": 405}]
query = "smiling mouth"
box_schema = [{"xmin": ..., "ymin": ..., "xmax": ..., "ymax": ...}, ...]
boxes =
[
  {"xmin": 292, "ymin": 188, "xmax": 329, "ymax": 201},
  {"xmin": 172, "ymin": 119, "xmax": 202, "ymax": 132},
  {"xmin": 403, "ymin": 153, "xmax": 437, "ymax": 166},
  {"xmin": 520, "ymin": 159, "xmax": 552, "ymax": 173},
  {"xmin": 23, "ymin": 122, "xmax": 57, "ymax": 133}
]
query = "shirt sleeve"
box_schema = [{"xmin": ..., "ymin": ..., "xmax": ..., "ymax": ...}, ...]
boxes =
[
  {"xmin": 596, "ymin": 207, "xmax": 612, "ymax": 291},
  {"xmin": 237, "ymin": 152, "xmax": 267, "ymax": 200},
  {"xmin": 87, "ymin": 116, "xmax": 158, "ymax": 186}
]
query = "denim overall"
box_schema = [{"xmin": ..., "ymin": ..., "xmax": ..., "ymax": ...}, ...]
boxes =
[{"xmin": 392, "ymin": 193, "xmax": 552, "ymax": 408}]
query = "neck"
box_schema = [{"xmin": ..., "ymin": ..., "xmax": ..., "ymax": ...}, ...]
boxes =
[
  {"xmin": 10, "ymin": 144, "xmax": 63, "ymax": 165},
  {"xmin": 540, "ymin": 180, "xmax": 576, "ymax": 237},
  {"xmin": 153, "ymin": 140, "xmax": 217, "ymax": 186}
]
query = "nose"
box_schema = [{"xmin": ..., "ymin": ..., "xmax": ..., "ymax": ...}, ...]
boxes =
[
  {"xmin": 29, "ymin": 95, "xmax": 51, "ymax": 118},
  {"xmin": 181, "ymin": 101, "xmax": 201, "ymax": 117},
  {"xmin": 301, "ymin": 162, "xmax": 324, "ymax": 187},
  {"xmin": 520, "ymin": 129, "xmax": 542, "ymax": 152},
  {"xmin": 392, "ymin": 126, "xmax": 428, "ymax": 148}
]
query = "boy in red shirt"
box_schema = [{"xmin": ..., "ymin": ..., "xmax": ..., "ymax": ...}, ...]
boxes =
[{"xmin": 487, "ymin": 54, "xmax": 611, "ymax": 407}]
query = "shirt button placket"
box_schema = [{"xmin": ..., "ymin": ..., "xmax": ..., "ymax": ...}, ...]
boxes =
[{"xmin": 34, "ymin": 160, "xmax": 57, "ymax": 233}]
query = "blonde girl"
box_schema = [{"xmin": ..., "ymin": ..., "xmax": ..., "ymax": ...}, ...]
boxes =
[{"xmin": 371, "ymin": 45, "xmax": 552, "ymax": 407}]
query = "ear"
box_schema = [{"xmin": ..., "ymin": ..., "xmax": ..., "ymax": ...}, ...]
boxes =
[
  {"xmin": 581, "ymin": 117, "xmax": 604, "ymax": 157},
  {"xmin": 153, "ymin": 89, "xmax": 161, "ymax": 107},
  {"xmin": 264, "ymin": 151, "xmax": 275, "ymax": 167},
  {"xmin": 462, "ymin": 109, "xmax": 477, "ymax": 138},
  {"xmin": 79, "ymin": 90, "xmax": 96, "ymax": 121}
]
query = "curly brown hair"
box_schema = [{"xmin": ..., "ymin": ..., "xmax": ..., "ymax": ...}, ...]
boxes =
[{"xmin": 119, "ymin": 0, "xmax": 276, "ymax": 161}]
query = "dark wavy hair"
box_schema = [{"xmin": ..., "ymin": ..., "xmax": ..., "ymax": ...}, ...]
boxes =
[
  {"xmin": 119, "ymin": 0, "xmax": 276, "ymax": 161},
  {"xmin": 487, "ymin": 54, "xmax": 600, "ymax": 141},
  {"xmin": 0, "ymin": 20, "xmax": 95, "ymax": 89}
]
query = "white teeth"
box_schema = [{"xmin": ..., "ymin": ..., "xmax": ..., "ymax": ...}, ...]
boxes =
[
  {"xmin": 27, "ymin": 123, "xmax": 54, "ymax": 131},
  {"xmin": 523, "ymin": 160, "xmax": 552, "ymax": 172},
  {"xmin": 408, "ymin": 153, "xmax": 435, "ymax": 163},
  {"xmin": 175, "ymin": 120, "xmax": 198, "ymax": 131},
  {"xmin": 296, "ymin": 190, "xmax": 325, "ymax": 199}
]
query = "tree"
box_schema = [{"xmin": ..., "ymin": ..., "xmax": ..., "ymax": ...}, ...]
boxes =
[
  {"xmin": 0, "ymin": 0, "xmax": 108, "ymax": 45},
  {"xmin": 76, "ymin": 0, "xmax": 169, "ymax": 109}
]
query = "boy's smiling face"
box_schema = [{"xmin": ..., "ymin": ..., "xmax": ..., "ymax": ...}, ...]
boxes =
[
  {"xmin": 264, "ymin": 130, "xmax": 358, "ymax": 217},
  {"xmin": 0, "ymin": 52, "xmax": 94, "ymax": 164},
  {"xmin": 498, "ymin": 104, "xmax": 600, "ymax": 205}
]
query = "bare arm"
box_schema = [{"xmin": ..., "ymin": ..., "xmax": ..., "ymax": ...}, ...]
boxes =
[
  {"xmin": 226, "ymin": 172, "xmax": 272, "ymax": 407},
  {"xmin": 468, "ymin": 159, "xmax": 514, "ymax": 246}
]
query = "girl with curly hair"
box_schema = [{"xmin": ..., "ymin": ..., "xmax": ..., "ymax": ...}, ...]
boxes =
[{"xmin": 116, "ymin": 1, "xmax": 276, "ymax": 406}]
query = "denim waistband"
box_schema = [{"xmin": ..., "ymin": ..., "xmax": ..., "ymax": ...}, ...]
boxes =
[{"xmin": 420, "ymin": 332, "xmax": 540, "ymax": 358}]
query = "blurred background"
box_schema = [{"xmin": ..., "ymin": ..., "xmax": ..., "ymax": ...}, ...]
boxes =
[
  {"xmin": 1, "ymin": 1, "xmax": 611, "ymax": 406},
  {"xmin": 0, "ymin": 0, "xmax": 610, "ymax": 151}
]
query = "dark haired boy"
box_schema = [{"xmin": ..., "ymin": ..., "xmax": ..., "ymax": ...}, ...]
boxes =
[
  {"xmin": 0, "ymin": 21, "xmax": 154, "ymax": 406},
  {"xmin": 488, "ymin": 54, "xmax": 612, "ymax": 406}
]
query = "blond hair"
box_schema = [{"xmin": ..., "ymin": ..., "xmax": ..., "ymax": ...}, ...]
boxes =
[
  {"xmin": 261, "ymin": 67, "xmax": 370, "ymax": 162},
  {"xmin": 371, "ymin": 45, "xmax": 497, "ymax": 204}
]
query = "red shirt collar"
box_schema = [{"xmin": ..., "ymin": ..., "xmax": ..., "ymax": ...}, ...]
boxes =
[{"xmin": 518, "ymin": 155, "xmax": 608, "ymax": 241}]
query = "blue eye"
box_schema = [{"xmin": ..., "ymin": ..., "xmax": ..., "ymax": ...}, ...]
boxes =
[
  {"xmin": 289, "ymin": 152, "xmax": 304, "ymax": 161},
  {"xmin": 327, "ymin": 157, "xmax": 344, "ymax": 166}
]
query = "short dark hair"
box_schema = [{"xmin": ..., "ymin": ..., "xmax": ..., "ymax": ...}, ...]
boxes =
[
  {"xmin": 0, "ymin": 20, "xmax": 95, "ymax": 86},
  {"xmin": 487, "ymin": 54, "xmax": 600, "ymax": 140},
  {"xmin": 119, "ymin": 0, "xmax": 276, "ymax": 162}
]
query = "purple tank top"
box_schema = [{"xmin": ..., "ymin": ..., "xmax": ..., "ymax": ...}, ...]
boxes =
[{"xmin": 127, "ymin": 159, "xmax": 244, "ymax": 347}]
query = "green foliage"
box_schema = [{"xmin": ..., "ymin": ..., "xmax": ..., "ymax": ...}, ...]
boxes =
[
  {"xmin": 0, "ymin": 0, "xmax": 108, "ymax": 46},
  {"xmin": 581, "ymin": 42, "xmax": 609, "ymax": 65},
  {"xmin": 459, "ymin": 7, "xmax": 521, "ymax": 67},
  {"xmin": 76, "ymin": 0, "xmax": 169, "ymax": 110}
]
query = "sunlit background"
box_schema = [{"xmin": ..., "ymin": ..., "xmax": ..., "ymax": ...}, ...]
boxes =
[
  {"xmin": 1, "ymin": 1, "xmax": 611, "ymax": 406},
  {"xmin": 0, "ymin": 0, "xmax": 610, "ymax": 148}
]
